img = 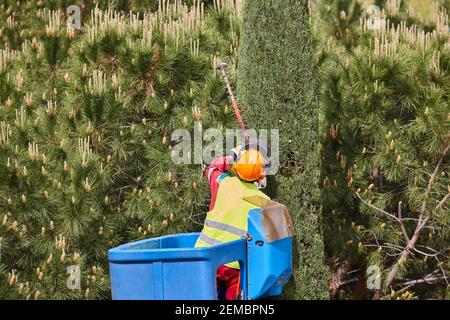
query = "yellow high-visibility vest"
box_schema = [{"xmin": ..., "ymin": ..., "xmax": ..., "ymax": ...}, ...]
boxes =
[{"xmin": 195, "ymin": 176, "xmax": 269, "ymax": 269}]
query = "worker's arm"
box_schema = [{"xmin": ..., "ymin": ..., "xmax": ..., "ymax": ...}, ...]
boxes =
[
  {"xmin": 205, "ymin": 155, "xmax": 233, "ymax": 182},
  {"xmin": 205, "ymin": 155, "xmax": 233, "ymax": 210}
]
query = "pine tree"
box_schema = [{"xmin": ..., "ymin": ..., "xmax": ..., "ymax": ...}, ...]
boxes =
[
  {"xmin": 238, "ymin": 0, "xmax": 330, "ymax": 299},
  {"xmin": 316, "ymin": 0, "xmax": 363, "ymax": 52},
  {"xmin": 0, "ymin": 0, "xmax": 242, "ymax": 299},
  {"xmin": 317, "ymin": 0, "xmax": 450, "ymax": 299}
]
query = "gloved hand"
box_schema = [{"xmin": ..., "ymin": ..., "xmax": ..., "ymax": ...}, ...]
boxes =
[
  {"xmin": 226, "ymin": 145, "xmax": 242, "ymax": 162},
  {"xmin": 254, "ymin": 176, "xmax": 267, "ymax": 190}
]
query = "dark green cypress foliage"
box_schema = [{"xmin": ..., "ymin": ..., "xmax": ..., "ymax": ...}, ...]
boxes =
[{"xmin": 237, "ymin": 0, "xmax": 329, "ymax": 299}]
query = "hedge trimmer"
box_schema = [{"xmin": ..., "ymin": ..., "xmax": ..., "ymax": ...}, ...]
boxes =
[
  {"xmin": 216, "ymin": 62, "xmax": 250, "ymax": 142},
  {"xmin": 216, "ymin": 62, "xmax": 269, "ymax": 190}
]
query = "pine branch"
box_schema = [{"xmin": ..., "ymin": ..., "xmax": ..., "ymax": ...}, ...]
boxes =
[
  {"xmin": 383, "ymin": 143, "xmax": 450, "ymax": 293},
  {"xmin": 354, "ymin": 191, "xmax": 400, "ymax": 222},
  {"xmin": 114, "ymin": 165, "xmax": 146, "ymax": 188},
  {"xmin": 397, "ymin": 201, "xmax": 410, "ymax": 243},
  {"xmin": 436, "ymin": 193, "xmax": 449, "ymax": 210},
  {"xmin": 394, "ymin": 269, "xmax": 448, "ymax": 293}
]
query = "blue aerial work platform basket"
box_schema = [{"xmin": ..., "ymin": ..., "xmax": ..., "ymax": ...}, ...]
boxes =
[{"xmin": 108, "ymin": 196, "xmax": 295, "ymax": 300}]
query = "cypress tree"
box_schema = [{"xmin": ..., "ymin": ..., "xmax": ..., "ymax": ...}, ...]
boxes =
[
  {"xmin": 317, "ymin": 0, "xmax": 450, "ymax": 299},
  {"xmin": 237, "ymin": 0, "xmax": 330, "ymax": 299}
]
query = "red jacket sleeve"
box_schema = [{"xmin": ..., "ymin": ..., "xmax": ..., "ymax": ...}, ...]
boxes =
[{"xmin": 205, "ymin": 155, "xmax": 233, "ymax": 210}]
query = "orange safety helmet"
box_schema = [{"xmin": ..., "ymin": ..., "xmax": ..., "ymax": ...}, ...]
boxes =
[{"xmin": 231, "ymin": 148, "xmax": 266, "ymax": 182}]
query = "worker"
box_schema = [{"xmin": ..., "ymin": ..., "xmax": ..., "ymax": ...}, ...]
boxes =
[{"xmin": 194, "ymin": 144, "xmax": 270, "ymax": 300}]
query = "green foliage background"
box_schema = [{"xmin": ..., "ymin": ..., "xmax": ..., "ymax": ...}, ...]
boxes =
[{"xmin": 0, "ymin": 0, "xmax": 448, "ymax": 300}]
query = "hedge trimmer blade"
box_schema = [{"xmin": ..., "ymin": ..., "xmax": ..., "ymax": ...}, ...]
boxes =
[{"xmin": 216, "ymin": 62, "xmax": 249, "ymax": 143}]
